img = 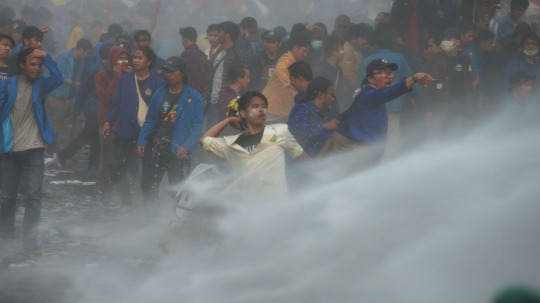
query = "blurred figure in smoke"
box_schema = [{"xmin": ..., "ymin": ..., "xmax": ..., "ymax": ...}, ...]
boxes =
[
  {"xmin": 138, "ymin": 56, "xmax": 204, "ymax": 219},
  {"xmin": 90, "ymin": 23, "xmax": 123, "ymax": 66},
  {"xmin": 458, "ymin": 22, "xmax": 479, "ymax": 92},
  {"xmin": 115, "ymin": 34, "xmax": 134, "ymax": 54},
  {"xmin": 205, "ymin": 24, "xmax": 220, "ymax": 61},
  {"xmin": 31, "ymin": 7, "xmax": 55, "ymax": 54},
  {"xmin": 102, "ymin": 46, "xmax": 164, "ymax": 210},
  {"xmin": 65, "ymin": 10, "xmax": 85, "ymax": 51},
  {"xmin": 8, "ymin": 20, "xmax": 26, "ymax": 53},
  {"xmin": 305, "ymin": 27, "xmax": 324, "ymax": 68},
  {"xmin": 20, "ymin": 6, "xmax": 34, "ymax": 25},
  {"xmin": 374, "ymin": 12, "xmax": 390, "ymax": 29},
  {"xmin": 7, "ymin": 26, "xmax": 42, "ymax": 77},
  {"xmin": 48, "ymin": 38, "xmax": 93, "ymax": 154},
  {"xmin": 0, "ymin": 33, "xmax": 14, "ymax": 80},
  {"xmin": 202, "ymin": 21, "xmax": 245, "ymax": 131},
  {"xmin": 288, "ymin": 60, "xmax": 313, "ymax": 104},
  {"xmin": 500, "ymin": 71, "xmax": 534, "ymax": 110},
  {"xmin": 495, "ymin": 0, "xmax": 530, "ymax": 46},
  {"xmin": 120, "ymin": 20, "xmax": 133, "ymax": 35},
  {"xmin": 0, "ymin": 18, "xmax": 11, "ymax": 35},
  {"xmin": 89, "ymin": 20, "xmax": 105, "ymax": 45},
  {"xmin": 95, "ymin": 46, "xmax": 131, "ymax": 206},
  {"xmin": 315, "ymin": 36, "xmax": 344, "ymax": 118},
  {"xmin": 179, "ymin": 27, "xmax": 213, "ymax": 94},
  {"xmin": 319, "ymin": 59, "xmax": 435, "ymax": 165},
  {"xmin": 200, "ymin": 91, "xmax": 308, "ymax": 202},
  {"xmin": 504, "ymin": 32, "xmax": 540, "ymax": 97},
  {"xmin": 331, "ymin": 14, "xmax": 351, "ymax": 40},
  {"xmin": 391, "ymin": 0, "xmax": 437, "ymax": 52},
  {"xmin": 236, "ymin": 17, "xmax": 259, "ymax": 90},
  {"xmin": 422, "ymin": 28, "xmax": 475, "ymax": 139},
  {"xmin": 341, "ymin": 23, "xmax": 371, "ymax": 100},
  {"xmin": 252, "ymin": 30, "xmax": 282, "ymax": 91},
  {"xmin": 134, "ymin": 30, "xmax": 166, "ymax": 75},
  {"xmin": 0, "ymin": 48, "xmax": 63, "ymax": 254},
  {"xmin": 288, "ymin": 77, "xmax": 339, "ymax": 157},
  {"xmin": 262, "ymin": 34, "xmax": 310, "ymax": 123}
]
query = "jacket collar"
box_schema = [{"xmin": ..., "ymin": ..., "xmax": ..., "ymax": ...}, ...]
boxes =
[{"xmin": 227, "ymin": 125, "xmax": 278, "ymax": 155}]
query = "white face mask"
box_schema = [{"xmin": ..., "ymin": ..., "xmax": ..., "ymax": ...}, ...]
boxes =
[{"xmin": 441, "ymin": 40, "xmax": 456, "ymax": 52}]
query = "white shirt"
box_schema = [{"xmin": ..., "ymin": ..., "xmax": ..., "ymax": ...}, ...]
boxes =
[{"xmin": 202, "ymin": 124, "xmax": 304, "ymax": 202}]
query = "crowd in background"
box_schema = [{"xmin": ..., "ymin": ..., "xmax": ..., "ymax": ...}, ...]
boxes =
[{"xmin": 0, "ymin": 0, "xmax": 539, "ymax": 252}]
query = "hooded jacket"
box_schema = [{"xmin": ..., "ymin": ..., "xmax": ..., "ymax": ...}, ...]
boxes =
[
  {"xmin": 0, "ymin": 54, "xmax": 64, "ymax": 153},
  {"xmin": 95, "ymin": 46, "xmax": 131, "ymax": 131}
]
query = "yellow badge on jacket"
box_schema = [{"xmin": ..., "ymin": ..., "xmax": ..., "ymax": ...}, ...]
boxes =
[
  {"xmin": 145, "ymin": 89, "xmax": 152, "ymax": 96},
  {"xmin": 270, "ymin": 134, "xmax": 277, "ymax": 142},
  {"xmin": 187, "ymin": 98, "xmax": 192, "ymax": 103}
]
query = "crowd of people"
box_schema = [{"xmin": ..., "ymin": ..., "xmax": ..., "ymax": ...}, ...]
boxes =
[{"xmin": 0, "ymin": 0, "xmax": 537, "ymax": 253}]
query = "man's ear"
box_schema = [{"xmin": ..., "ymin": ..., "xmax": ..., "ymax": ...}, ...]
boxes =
[
  {"xmin": 239, "ymin": 109, "xmax": 247, "ymax": 119},
  {"xmin": 23, "ymin": 38, "xmax": 29, "ymax": 47},
  {"xmin": 367, "ymin": 76, "xmax": 374, "ymax": 85}
]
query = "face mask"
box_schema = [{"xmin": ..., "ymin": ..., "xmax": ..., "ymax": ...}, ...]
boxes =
[
  {"xmin": 311, "ymin": 41, "xmax": 323, "ymax": 50},
  {"xmin": 441, "ymin": 40, "xmax": 456, "ymax": 52},
  {"xmin": 524, "ymin": 49, "xmax": 538, "ymax": 56}
]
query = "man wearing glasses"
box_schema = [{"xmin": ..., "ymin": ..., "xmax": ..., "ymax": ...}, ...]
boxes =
[{"xmin": 355, "ymin": 24, "xmax": 415, "ymax": 161}]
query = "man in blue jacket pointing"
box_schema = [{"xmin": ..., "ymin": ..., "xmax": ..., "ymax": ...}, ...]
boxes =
[{"xmin": 0, "ymin": 48, "xmax": 64, "ymax": 253}]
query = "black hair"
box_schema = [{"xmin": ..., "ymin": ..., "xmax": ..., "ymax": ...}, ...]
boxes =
[
  {"xmin": 290, "ymin": 23, "xmax": 307, "ymax": 38},
  {"xmin": 17, "ymin": 47, "xmax": 36, "ymax": 74},
  {"xmin": 135, "ymin": 46, "xmax": 157, "ymax": 70},
  {"xmin": 323, "ymin": 36, "xmax": 345, "ymax": 58},
  {"xmin": 371, "ymin": 24, "xmax": 394, "ymax": 50},
  {"xmin": 314, "ymin": 22, "xmax": 328, "ymax": 36},
  {"xmin": 75, "ymin": 38, "xmax": 93, "ymax": 51},
  {"xmin": 0, "ymin": 7, "xmax": 15, "ymax": 19},
  {"xmin": 237, "ymin": 91, "xmax": 268, "ymax": 111},
  {"xmin": 99, "ymin": 33, "xmax": 108, "ymax": 43},
  {"xmin": 21, "ymin": 6, "xmax": 34, "ymax": 16},
  {"xmin": 0, "ymin": 33, "xmax": 15, "ymax": 47},
  {"xmin": 179, "ymin": 26, "xmax": 197, "ymax": 43},
  {"xmin": 288, "ymin": 61, "xmax": 313, "ymax": 81},
  {"xmin": 310, "ymin": 28, "xmax": 325, "ymax": 41},
  {"xmin": 229, "ymin": 64, "xmax": 248, "ymax": 83},
  {"xmin": 22, "ymin": 26, "xmax": 43, "ymax": 45},
  {"xmin": 108, "ymin": 23, "xmax": 123, "ymax": 38},
  {"xmin": 115, "ymin": 34, "xmax": 133, "ymax": 53},
  {"xmin": 303, "ymin": 77, "xmax": 333, "ymax": 103},
  {"xmin": 218, "ymin": 21, "xmax": 240, "ymax": 42},
  {"xmin": 206, "ymin": 24, "xmax": 219, "ymax": 33},
  {"xmin": 34, "ymin": 7, "xmax": 52, "ymax": 22},
  {"xmin": 99, "ymin": 43, "xmax": 113, "ymax": 60},
  {"xmin": 427, "ymin": 32, "xmax": 443, "ymax": 46},
  {"xmin": 134, "ymin": 29, "xmax": 151, "ymax": 42},
  {"xmin": 289, "ymin": 33, "xmax": 310, "ymax": 51},
  {"xmin": 90, "ymin": 19, "xmax": 104, "ymax": 29},
  {"xmin": 477, "ymin": 29, "xmax": 495, "ymax": 42},
  {"xmin": 347, "ymin": 23, "xmax": 372, "ymax": 41},
  {"xmin": 511, "ymin": 0, "xmax": 530, "ymax": 10},
  {"xmin": 457, "ymin": 21, "xmax": 477, "ymax": 35},
  {"xmin": 68, "ymin": 10, "xmax": 80, "ymax": 21},
  {"xmin": 520, "ymin": 32, "xmax": 540, "ymax": 46}
]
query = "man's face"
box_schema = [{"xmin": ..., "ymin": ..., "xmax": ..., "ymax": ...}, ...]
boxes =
[
  {"xmin": 374, "ymin": 13, "xmax": 389, "ymax": 28},
  {"xmin": 77, "ymin": 48, "xmax": 92, "ymax": 60},
  {"xmin": 334, "ymin": 46, "xmax": 345, "ymax": 62},
  {"xmin": 240, "ymin": 96, "xmax": 267, "ymax": 127},
  {"xmin": 524, "ymin": 38, "xmax": 539, "ymax": 52},
  {"xmin": 0, "ymin": 38, "xmax": 12, "ymax": 59},
  {"xmin": 133, "ymin": 49, "xmax": 150, "ymax": 71},
  {"xmin": 116, "ymin": 53, "xmax": 129, "ymax": 67},
  {"xmin": 427, "ymin": 38, "xmax": 442, "ymax": 54},
  {"xmin": 461, "ymin": 31, "xmax": 476, "ymax": 46},
  {"xmin": 479, "ymin": 38, "xmax": 495, "ymax": 51},
  {"xmin": 25, "ymin": 37, "xmax": 42, "ymax": 49},
  {"xmin": 292, "ymin": 45, "xmax": 308, "ymax": 61},
  {"xmin": 263, "ymin": 39, "xmax": 281, "ymax": 53},
  {"xmin": 516, "ymin": 79, "xmax": 533, "ymax": 98},
  {"xmin": 238, "ymin": 69, "xmax": 250, "ymax": 90},
  {"xmin": 92, "ymin": 26, "xmax": 104, "ymax": 40},
  {"xmin": 136, "ymin": 35, "xmax": 151, "ymax": 47},
  {"xmin": 207, "ymin": 30, "xmax": 219, "ymax": 47},
  {"xmin": 165, "ymin": 69, "xmax": 183, "ymax": 85},
  {"xmin": 289, "ymin": 76, "xmax": 303, "ymax": 92},
  {"xmin": 351, "ymin": 36, "xmax": 366, "ymax": 51},
  {"xmin": 510, "ymin": 7, "xmax": 526, "ymax": 20},
  {"xmin": 12, "ymin": 32, "xmax": 21, "ymax": 42},
  {"xmin": 368, "ymin": 67, "xmax": 395, "ymax": 89},
  {"xmin": 21, "ymin": 13, "xmax": 33, "ymax": 23},
  {"xmin": 334, "ymin": 24, "xmax": 349, "ymax": 39},
  {"xmin": 21, "ymin": 57, "xmax": 42, "ymax": 80},
  {"xmin": 321, "ymin": 86, "xmax": 335, "ymax": 111}
]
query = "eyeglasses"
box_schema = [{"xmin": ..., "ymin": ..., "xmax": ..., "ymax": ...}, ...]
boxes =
[{"xmin": 373, "ymin": 71, "xmax": 396, "ymax": 78}]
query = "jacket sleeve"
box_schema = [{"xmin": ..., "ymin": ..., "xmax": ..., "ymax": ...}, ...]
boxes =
[
  {"xmin": 288, "ymin": 104, "xmax": 324, "ymax": 140},
  {"xmin": 182, "ymin": 93, "xmax": 204, "ymax": 153},
  {"xmin": 355, "ymin": 77, "xmax": 412, "ymax": 109},
  {"xmin": 95, "ymin": 72, "xmax": 119, "ymax": 107},
  {"xmin": 105, "ymin": 77, "xmax": 123, "ymax": 124},
  {"xmin": 57, "ymin": 53, "xmax": 70, "ymax": 79},
  {"xmin": 421, "ymin": 56, "xmax": 438, "ymax": 113},
  {"xmin": 137, "ymin": 89, "xmax": 162, "ymax": 147},
  {"xmin": 274, "ymin": 55, "xmax": 292, "ymax": 88},
  {"xmin": 42, "ymin": 53, "xmax": 65, "ymax": 96}
]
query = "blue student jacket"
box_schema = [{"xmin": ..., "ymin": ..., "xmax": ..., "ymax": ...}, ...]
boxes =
[
  {"xmin": 288, "ymin": 101, "xmax": 331, "ymax": 157},
  {"xmin": 0, "ymin": 54, "xmax": 64, "ymax": 153},
  {"xmin": 495, "ymin": 13, "xmax": 519, "ymax": 46},
  {"xmin": 73, "ymin": 60, "xmax": 106, "ymax": 114},
  {"xmin": 504, "ymin": 55, "xmax": 540, "ymax": 88},
  {"xmin": 356, "ymin": 49, "xmax": 413, "ymax": 112},
  {"xmin": 338, "ymin": 77, "xmax": 412, "ymax": 144},
  {"xmin": 50, "ymin": 49, "xmax": 84, "ymax": 99},
  {"xmin": 105, "ymin": 72, "xmax": 165, "ymax": 139},
  {"xmin": 137, "ymin": 85, "xmax": 204, "ymax": 160}
]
